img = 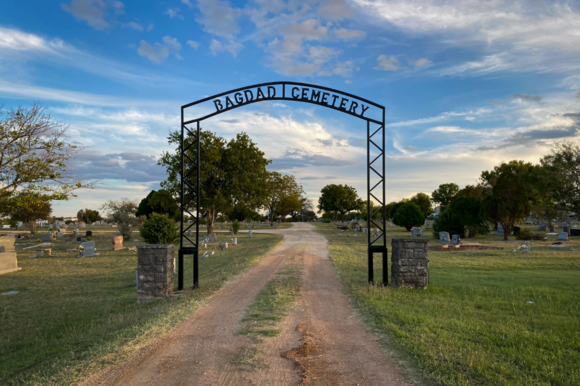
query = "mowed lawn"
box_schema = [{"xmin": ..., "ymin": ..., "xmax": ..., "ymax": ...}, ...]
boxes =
[
  {"xmin": 0, "ymin": 230, "xmax": 282, "ymax": 385},
  {"xmin": 314, "ymin": 223, "xmax": 580, "ymax": 386}
]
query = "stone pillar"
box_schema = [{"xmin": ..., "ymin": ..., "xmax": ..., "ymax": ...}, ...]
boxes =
[
  {"xmin": 0, "ymin": 236, "xmax": 21, "ymax": 275},
  {"xmin": 137, "ymin": 244, "xmax": 174, "ymax": 303},
  {"xmin": 391, "ymin": 239, "xmax": 429, "ymax": 289}
]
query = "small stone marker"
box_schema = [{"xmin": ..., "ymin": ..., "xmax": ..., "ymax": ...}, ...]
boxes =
[
  {"xmin": 248, "ymin": 230, "xmax": 253, "ymax": 238},
  {"xmin": 233, "ymin": 238, "xmax": 237, "ymax": 245},
  {"xmin": 412, "ymin": 228, "xmax": 424, "ymax": 237},
  {"xmin": 0, "ymin": 236, "xmax": 21, "ymax": 275},
  {"xmin": 496, "ymin": 224, "xmax": 504, "ymax": 235},
  {"xmin": 86, "ymin": 230, "xmax": 92, "ymax": 237},
  {"xmin": 40, "ymin": 233, "xmax": 52, "ymax": 243},
  {"xmin": 56, "ymin": 232, "xmax": 64, "ymax": 238},
  {"xmin": 452, "ymin": 234, "xmax": 461, "ymax": 245},
  {"xmin": 513, "ymin": 226, "xmax": 521, "ymax": 236},
  {"xmin": 439, "ymin": 231, "xmax": 450, "ymax": 245},
  {"xmin": 538, "ymin": 224, "xmax": 547, "ymax": 231},
  {"xmin": 79, "ymin": 221, "xmax": 86, "ymax": 228},
  {"xmin": 557, "ymin": 232, "xmax": 569, "ymax": 241},
  {"xmin": 112, "ymin": 235, "xmax": 124, "ymax": 251},
  {"xmin": 65, "ymin": 236, "xmax": 73, "ymax": 243},
  {"xmin": 80, "ymin": 241, "xmax": 96, "ymax": 257}
]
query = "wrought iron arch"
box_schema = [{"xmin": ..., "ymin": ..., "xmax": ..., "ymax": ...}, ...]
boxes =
[{"xmin": 179, "ymin": 81, "xmax": 387, "ymax": 290}]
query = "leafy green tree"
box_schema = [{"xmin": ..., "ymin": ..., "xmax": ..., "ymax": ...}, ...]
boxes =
[
  {"xmin": 480, "ymin": 161, "xmax": 537, "ymax": 240},
  {"xmin": 280, "ymin": 192, "xmax": 303, "ymax": 220},
  {"xmin": 100, "ymin": 198, "xmax": 143, "ymax": 241},
  {"xmin": 159, "ymin": 131, "xmax": 270, "ymax": 234},
  {"xmin": 384, "ymin": 201, "xmax": 404, "ymax": 219},
  {"xmin": 447, "ymin": 196, "xmax": 486, "ymax": 237},
  {"xmin": 410, "ymin": 193, "xmax": 433, "ymax": 218},
  {"xmin": 139, "ymin": 213, "xmax": 178, "ymax": 244},
  {"xmin": 431, "ymin": 183, "xmax": 459, "ymax": 212},
  {"xmin": 540, "ymin": 140, "xmax": 580, "ymax": 214},
  {"xmin": 432, "ymin": 208, "xmax": 464, "ymax": 239},
  {"xmin": 392, "ymin": 202, "xmax": 424, "ymax": 231},
  {"xmin": 265, "ymin": 172, "xmax": 304, "ymax": 221},
  {"xmin": 0, "ymin": 104, "xmax": 89, "ymax": 214},
  {"xmin": 317, "ymin": 184, "xmax": 363, "ymax": 221},
  {"xmin": 76, "ymin": 208, "xmax": 102, "ymax": 223},
  {"xmin": 8, "ymin": 193, "xmax": 52, "ymax": 234},
  {"xmin": 136, "ymin": 189, "xmax": 179, "ymax": 219}
]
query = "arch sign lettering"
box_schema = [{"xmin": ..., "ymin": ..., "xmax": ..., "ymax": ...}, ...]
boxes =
[{"xmin": 179, "ymin": 81, "xmax": 387, "ymax": 290}]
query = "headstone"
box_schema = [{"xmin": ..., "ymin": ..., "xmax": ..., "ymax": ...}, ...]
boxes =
[
  {"xmin": 65, "ymin": 236, "xmax": 73, "ymax": 243},
  {"xmin": 452, "ymin": 234, "xmax": 461, "ymax": 245},
  {"xmin": 513, "ymin": 226, "xmax": 521, "ymax": 236},
  {"xmin": 538, "ymin": 224, "xmax": 547, "ymax": 231},
  {"xmin": 563, "ymin": 226, "xmax": 569, "ymax": 234},
  {"xmin": 40, "ymin": 233, "xmax": 52, "ymax": 243},
  {"xmin": 112, "ymin": 235, "xmax": 124, "ymax": 251},
  {"xmin": 86, "ymin": 230, "xmax": 92, "ymax": 237},
  {"xmin": 439, "ymin": 231, "xmax": 450, "ymax": 245},
  {"xmin": 79, "ymin": 221, "xmax": 86, "ymax": 228},
  {"xmin": 248, "ymin": 230, "xmax": 253, "ymax": 238},
  {"xmin": 571, "ymin": 228, "xmax": 580, "ymax": 237},
  {"xmin": 557, "ymin": 232, "xmax": 569, "ymax": 241},
  {"xmin": 80, "ymin": 241, "xmax": 96, "ymax": 257},
  {"xmin": 56, "ymin": 232, "xmax": 64, "ymax": 238},
  {"xmin": 496, "ymin": 224, "xmax": 504, "ymax": 235},
  {"xmin": 233, "ymin": 238, "xmax": 237, "ymax": 245},
  {"xmin": 0, "ymin": 236, "xmax": 21, "ymax": 275},
  {"xmin": 412, "ymin": 228, "xmax": 424, "ymax": 237}
]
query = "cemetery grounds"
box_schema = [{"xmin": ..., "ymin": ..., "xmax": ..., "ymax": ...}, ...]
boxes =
[
  {"xmin": 0, "ymin": 225, "xmax": 283, "ymax": 385},
  {"xmin": 314, "ymin": 222, "xmax": 580, "ymax": 386}
]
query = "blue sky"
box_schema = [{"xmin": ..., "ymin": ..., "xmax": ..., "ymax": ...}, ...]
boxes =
[{"xmin": 2, "ymin": 0, "xmax": 580, "ymax": 216}]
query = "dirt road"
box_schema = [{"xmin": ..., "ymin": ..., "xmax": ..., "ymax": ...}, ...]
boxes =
[{"xmin": 84, "ymin": 223, "xmax": 411, "ymax": 386}]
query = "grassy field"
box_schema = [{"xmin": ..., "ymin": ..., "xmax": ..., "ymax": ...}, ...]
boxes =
[
  {"xmin": 314, "ymin": 223, "xmax": 580, "ymax": 386},
  {"xmin": 0, "ymin": 230, "xmax": 283, "ymax": 385}
]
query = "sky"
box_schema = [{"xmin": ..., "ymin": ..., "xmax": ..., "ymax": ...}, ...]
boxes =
[{"xmin": 1, "ymin": 0, "xmax": 580, "ymax": 216}]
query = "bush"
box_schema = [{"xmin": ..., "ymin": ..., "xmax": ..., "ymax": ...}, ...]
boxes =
[
  {"xmin": 432, "ymin": 208, "xmax": 465, "ymax": 238},
  {"xmin": 392, "ymin": 202, "xmax": 425, "ymax": 231},
  {"xmin": 139, "ymin": 213, "xmax": 178, "ymax": 244},
  {"xmin": 232, "ymin": 220, "xmax": 240, "ymax": 235},
  {"xmin": 517, "ymin": 228, "xmax": 544, "ymax": 240}
]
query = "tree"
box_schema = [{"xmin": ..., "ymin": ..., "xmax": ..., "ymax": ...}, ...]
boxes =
[
  {"xmin": 540, "ymin": 140, "xmax": 580, "ymax": 215},
  {"xmin": 8, "ymin": 193, "xmax": 52, "ymax": 234},
  {"xmin": 432, "ymin": 208, "xmax": 465, "ymax": 239},
  {"xmin": 431, "ymin": 183, "xmax": 459, "ymax": 212},
  {"xmin": 139, "ymin": 213, "xmax": 178, "ymax": 244},
  {"xmin": 384, "ymin": 201, "xmax": 404, "ymax": 219},
  {"xmin": 410, "ymin": 193, "xmax": 433, "ymax": 218},
  {"xmin": 159, "ymin": 130, "xmax": 270, "ymax": 234},
  {"xmin": 136, "ymin": 189, "xmax": 179, "ymax": 219},
  {"xmin": 480, "ymin": 161, "xmax": 537, "ymax": 240},
  {"xmin": 280, "ymin": 193, "xmax": 303, "ymax": 220},
  {"xmin": 100, "ymin": 198, "xmax": 143, "ymax": 241},
  {"xmin": 317, "ymin": 184, "xmax": 363, "ymax": 221},
  {"xmin": 447, "ymin": 196, "xmax": 486, "ymax": 238},
  {"xmin": 0, "ymin": 104, "xmax": 89, "ymax": 213},
  {"xmin": 77, "ymin": 208, "xmax": 102, "ymax": 224},
  {"xmin": 392, "ymin": 202, "xmax": 424, "ymax": 231},
  {"xmin": 265, "ymin": 172, "xmax": 304, "ymax": 221}
]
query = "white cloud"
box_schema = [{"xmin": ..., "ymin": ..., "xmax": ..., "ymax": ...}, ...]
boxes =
[
  {"xmin": 147, "ymin": 23, "xmax": 154, "ymax": 31},
  {"xmin": 413, "ymin": 58, "xmax": 432, "ymax": 67},
  {"xmin": 137, "ymin": 36, "xmax": 182, "ymax": 63},
  {"xmin": 123, "ymin": 21, "xmax": 143, "ymax": 31},
  {"xmin": 334, "ymin": 28, "xmax": 366, "ymax": 41},
  {"xmin": 0, "ymin": 27, "xmax": 193, "ymax": 86},
  {"xmin": 62, "ymin": 0, "xmax": 110, "ymax": 30},
  {"xmin": 196, "ymin": 0, "xmax": 241, "ymax": 39},
  {"xmin": 376, "ymin": 55, "xmax": 399, "ymax": 71},
  {"xmin": 318, "ymin": 0, "xmax": 354, "ymax": 20},
  {"xmin": 209, "ymin": 39, "xmax": 243, "ymax": 57},
  {"xmin": 354, "ymin": 0, "xmax": 580, "ymax": 76},
  {"xmin": 187, "ymin": 40, "xmax": 200, "ymax": 49},
  {"xmin": 164, "ymin": 7, "xmax": 184, "ymax": 20},
  {"xmin": 181, "ymin": 0, "xmax": 194, "ymax": 8}
]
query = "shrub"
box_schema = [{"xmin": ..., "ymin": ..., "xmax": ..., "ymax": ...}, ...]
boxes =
[
  {"xmin": 432, "ymin": 208, "xmax": 465, "ymax": 238},
  {"xmin": 139, "ymin": 213, "xmax": 178, "ymax": 244},
  {"xmin": 232, "ymin": 220, "xmax": 240, "ymax": 235},
  {"xmin": 392, "ymin": 202, "xmax": 425, "ymax": 231},
  {"xmin": 517, "ymin": 228, "xmax": 534, "ymax": 240}
]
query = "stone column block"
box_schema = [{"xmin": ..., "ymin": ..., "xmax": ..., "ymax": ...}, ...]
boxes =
[
  {"xmin": 0, "ymin": 236, "xmax": 21, "ymax": 275},
  {"xmin": 137, "ymin": 244, "xmax": 174, "ymax": 303},
  {"xmin": 391, "ymin": 238, "xmax": 429, "ymax": 289}
]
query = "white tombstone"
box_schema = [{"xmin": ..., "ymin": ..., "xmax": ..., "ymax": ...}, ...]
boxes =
[
  {"xmin": 557, "ymin": 232, "xmax": 569, "ymax": 241},
  {"xmin": 80, "ymin": 241, "xmax": 97, "ymax": 257},
  {"xmin": 248, "ymin": 230, "xmax": 253, "ymax": 238},
  {"xmin": 496, "ymin": 225, "xmax": 504, "ymax": 235},
  {"xmin": 233, "ymin": 238, "xmax": 237, "ymax": 245}
]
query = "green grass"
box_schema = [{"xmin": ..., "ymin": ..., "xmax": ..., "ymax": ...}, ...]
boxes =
[
  {"xmin": 0, "ymin": 232, "xmax": 282, "ymax": 385},
  {"xmin": 238, "ymin": 263, "xmax": 302, "ymax": 340},
  {"xmin": 313, "ymin": 223, "xmax": 580, "ymax": 386}
]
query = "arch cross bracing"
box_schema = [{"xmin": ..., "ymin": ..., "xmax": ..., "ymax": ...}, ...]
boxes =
[{"xmin": 179, "ymin": 81, "xmax": 387, "ymax": 289}]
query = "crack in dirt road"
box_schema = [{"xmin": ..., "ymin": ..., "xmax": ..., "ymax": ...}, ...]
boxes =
[{"xmin": 82, "ymin": 223, "xmax": 413, "ymax": 386}]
